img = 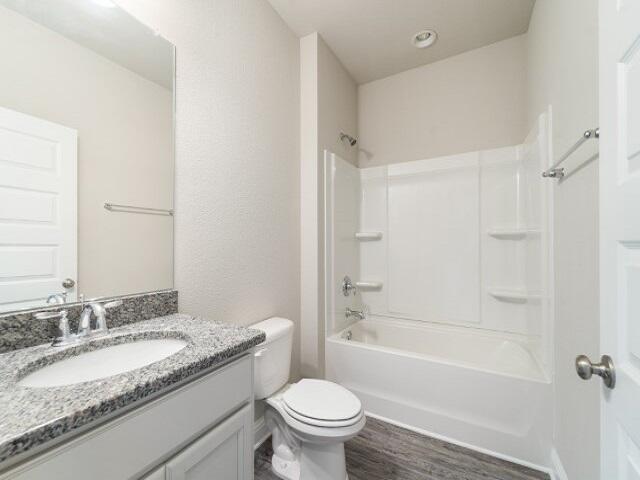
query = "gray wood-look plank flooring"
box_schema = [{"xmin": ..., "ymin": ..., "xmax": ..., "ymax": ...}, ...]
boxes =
[{"xmin": 254, "ymin": 416, "xmax": 550, "ymax": 480}]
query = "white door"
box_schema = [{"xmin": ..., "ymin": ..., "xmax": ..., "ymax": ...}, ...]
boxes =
[
  {"xmin": 600, "ymin": 0, "xmax": 640, "ymax": 478},
  {"xmin": 165, "ymin": 405, "xmax": 253, "ymax": 480},
  {"xmin": 0, "ymin": 106, "xmax": 77, "ymax": 312}
]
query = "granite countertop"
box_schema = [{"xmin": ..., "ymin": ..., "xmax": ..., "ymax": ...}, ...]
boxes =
[{"xmin": 0, "ymin": 314, "xmax": 265, "ymax": 465}]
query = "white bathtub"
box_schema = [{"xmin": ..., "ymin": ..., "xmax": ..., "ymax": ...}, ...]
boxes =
[{"xmin": 325, "ymin": 316, "xmax": 552, "ymax": 469}]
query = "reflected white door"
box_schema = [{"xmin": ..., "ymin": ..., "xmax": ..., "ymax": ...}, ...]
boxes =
[
  {"xmin": 600, "ymin": 0, "xmax": 640, "ymax": 477},
  {"xmin": 0, "ymin": 106, "xmax": 77, "ymax": 312}
]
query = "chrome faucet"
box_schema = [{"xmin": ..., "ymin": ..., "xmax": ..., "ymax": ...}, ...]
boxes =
[
  {"xmin": 345, "ymin": 307, "xmax": 365, "ymax": 321},
  {"xmin": 78, "ymin": 300, "xmax": 123, "ymax": 338},
  {"xmin": 34, "ymin": 299, "xmax": 123, "ymax": 347}
]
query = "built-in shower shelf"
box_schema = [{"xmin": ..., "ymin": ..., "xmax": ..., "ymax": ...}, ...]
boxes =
[
  {"xmin": 488, "ymin": 288, "xmax": 541, "ymax": 303},
  {"xmin": 355, "ymin": 281, "xmax": 383, "ymax": 291},
  {"xmin": 355, "ymin": 232, "xmax": 383, "ymax": 241},
  {"xmin": 487, "ymin": 228, "xmax": 541, "ymax": 240}
]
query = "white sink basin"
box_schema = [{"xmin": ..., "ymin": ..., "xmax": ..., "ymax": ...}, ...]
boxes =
[{"xmin": 18, "ymin": 338, "xmax": 188, "ymax": 388}]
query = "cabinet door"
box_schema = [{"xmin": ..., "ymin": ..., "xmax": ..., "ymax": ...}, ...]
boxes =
[{"xmin": 165, "ymin": 405, "xmax": 253, "ymax": 480}]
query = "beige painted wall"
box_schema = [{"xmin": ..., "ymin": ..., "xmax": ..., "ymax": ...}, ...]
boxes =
[
  {"xmin": 300, "ymin": 33, "xmax": 358, "ymax": 378},
  {"xmin": 300, "ymin": 33, "xmax": 321, "ymax": 379},
  {"xmin": 357, "ymin": 35, "xmax": 527, "ymax": 167},
  {"xmin": 0, "ymin": 5, "xmax": 173, "ymax": 300},
  {"xmin": 115, "ymin": 0, "xmax": 301, "ymax": 381},
  {"xmin": 318, "ymin": 36, "xmax": 359, "ymax": 167},
  {"xmin": 526, "ymin": 1, "xmax": 600, "ymax": 479}
]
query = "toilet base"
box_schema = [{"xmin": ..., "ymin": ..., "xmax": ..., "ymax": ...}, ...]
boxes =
[
  {"xmin": 269, "ymin": 428, "xmax": 350, "ymax": 480},
  {"xmin": 271, "ymin": 451, "xmax": 348, "ymax": 480},
  {"xmin": 270, "ymin": 451, "xmax": 300, "ymax": 480}
]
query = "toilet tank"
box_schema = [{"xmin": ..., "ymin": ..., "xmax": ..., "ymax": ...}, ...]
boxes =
[{"xmin": 252, "ymin": 317, "xmax": 293, "ymax": 399}]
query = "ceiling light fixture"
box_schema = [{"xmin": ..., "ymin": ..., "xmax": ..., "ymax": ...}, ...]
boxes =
[{"xmin": 412, "ymin": 29, "xmax": 437, "ymax": 49}]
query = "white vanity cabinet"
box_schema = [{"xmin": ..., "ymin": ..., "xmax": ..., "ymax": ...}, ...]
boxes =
[
  {"xmin": 141, "ymin": 404, "xmax": 252, "ymax": 480},
  {"xmin": 163, "ymin": 405, "xmax": 252, "ymax": 480},
  {"xmin": 1, "ymin": 355, "xmax": 254, "ymax": 480}
]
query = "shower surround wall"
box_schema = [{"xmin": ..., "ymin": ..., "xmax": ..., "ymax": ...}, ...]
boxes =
[
  {"xmin": 324, "ymin": 114, "xmax": 553, "ymax": 467},
  {"xmin": 342, "ymin": 118, "xmax": 551, "ymax": 367}
]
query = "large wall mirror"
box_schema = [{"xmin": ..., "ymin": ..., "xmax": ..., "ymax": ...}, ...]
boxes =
[{"xmin": 0, "ymin": 0, "xmax": 175, "ymax": 313}]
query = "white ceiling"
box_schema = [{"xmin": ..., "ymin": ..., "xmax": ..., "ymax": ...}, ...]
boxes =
[
  {"xmin": 267, "ymin": 0, "xmax": 535, "ymax": 84},
  {"xmin": 0, "ymin": 0, "xmax": 174, "ymax": 89}
]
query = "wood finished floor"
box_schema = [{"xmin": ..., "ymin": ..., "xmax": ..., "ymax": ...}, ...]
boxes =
[{"xmin": 254, "ymin": 416, "xmax": 550, "ymax": 480}]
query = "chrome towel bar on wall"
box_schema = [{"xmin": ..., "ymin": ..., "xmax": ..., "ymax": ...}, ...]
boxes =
[
  {"xmin": 542, "ymin": 128, "xmax": 599, "ymax": 179},
  {"xmin": 104, "ymin": 202, "xmax": 174, "ymax": 216}
]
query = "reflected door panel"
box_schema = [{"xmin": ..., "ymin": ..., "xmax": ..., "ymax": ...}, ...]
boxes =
[{"xmin": 0, "ymin": 106, "xmax": 77, "ymax": 311}]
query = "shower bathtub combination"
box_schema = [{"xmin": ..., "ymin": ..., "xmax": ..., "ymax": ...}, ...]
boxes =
[{"xmin": 324, "ymin": 114, "xmax": 554, "ymax": 469}]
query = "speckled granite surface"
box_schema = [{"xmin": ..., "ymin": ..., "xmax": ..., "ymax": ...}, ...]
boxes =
[
  {"xmin": 0, "ymin": 314, "xmax": 265, "ymax": 464},
  {"xmin": 0, "ymin": 290, "xmax": 178, "ymax": 353}
]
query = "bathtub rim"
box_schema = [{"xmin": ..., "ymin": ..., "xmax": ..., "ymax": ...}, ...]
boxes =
[{"xmin": 328, "ymin": 317, "xmax": 550, "ymax": 384}]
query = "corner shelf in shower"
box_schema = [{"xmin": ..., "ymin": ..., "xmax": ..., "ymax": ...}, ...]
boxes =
[
  {"xmin": 355, "ymin": 232, "xmax": 383, "ymax": 241},
  {"xmin": 487, "ymin": 288, "xmax": 541, "ymax": 304},
  {"xmin": 487, "ymin": 228, "xmax": 541, "ymax": 240}
]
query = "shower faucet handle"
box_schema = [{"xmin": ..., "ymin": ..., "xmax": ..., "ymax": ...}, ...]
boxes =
[
  {"xmin": 342, "ymin": 276, "xmax": 357, "ymax": 296},
  {"xmin": 345, "ymin": 307, "xmax": 365, "ymax": 321}
]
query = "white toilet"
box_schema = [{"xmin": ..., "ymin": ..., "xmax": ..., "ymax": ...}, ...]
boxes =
[{"xmin": 253, "ymin": 317, "xmax": 365, "ymax": 480}]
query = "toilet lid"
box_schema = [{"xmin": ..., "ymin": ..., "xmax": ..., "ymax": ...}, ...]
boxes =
[{"xmin": 282, "ymin": 379, "xmax": 362, "ymax": 422}]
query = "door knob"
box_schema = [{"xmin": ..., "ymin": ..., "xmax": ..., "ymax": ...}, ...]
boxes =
[
  {"xmin": 575, "ymin": 354, "xmax": 616, "ymax": 389},
  {"xmin": 62, "ymin": 278, "xmax": 75, "ymax": 289}
]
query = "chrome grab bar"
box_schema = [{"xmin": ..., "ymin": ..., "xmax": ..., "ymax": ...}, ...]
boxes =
[{"xmin": 542, "ymin": 128, "xmax": 599, "ymax": 179}]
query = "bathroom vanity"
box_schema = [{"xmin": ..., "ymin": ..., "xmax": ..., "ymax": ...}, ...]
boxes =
[{"xmin": 0, "ymin": 314, "xmax": 265, "ymax": 480}]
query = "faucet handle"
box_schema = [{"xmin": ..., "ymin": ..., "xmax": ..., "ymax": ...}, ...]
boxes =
[
  {"xmin": 103, "ymin": 300, "xmax": 123, "ymax": 309},
  {"xmin": 35, "ymin": 309, "xmax": 67, "ymax": 320},
  {"xmin": 342, "ymin": 276, "xmax": 357, "ymax": 297},
  {"xmin": 35, "ymin": 310, "xmax": 73, "ymax": 346},
  {"xmin": 345, "ymin": 307, "xmax": 366, "ymax": 320}
]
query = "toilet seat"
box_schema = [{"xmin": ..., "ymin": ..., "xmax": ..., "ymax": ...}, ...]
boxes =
[
  {"xmin": 282, "ymin": 379, "xmax": 363, "ymax": 428},
  {"xmin": 282, "ymin": 403, "xmax": 364, "ymax": 428}
]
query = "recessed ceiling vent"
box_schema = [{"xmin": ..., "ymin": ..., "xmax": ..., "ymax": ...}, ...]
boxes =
[{"xmin": 412, "ymin": 29, "xmax": 437, "ymax": 49}]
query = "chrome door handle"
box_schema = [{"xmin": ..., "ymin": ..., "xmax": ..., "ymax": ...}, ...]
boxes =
[{"xmin": 575, "ymin": 354, "xmax": 616, "ymax": 389}]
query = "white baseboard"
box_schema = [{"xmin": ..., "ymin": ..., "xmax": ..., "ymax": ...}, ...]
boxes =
[
  {"xmin": 254, "ymin": 416, "xmax": 270, "ymax": 450},
  {"xmin": 364, "ymin": 411, "xmax": 554, "ymax": 478},
  {"xmin": 549, "ymin": 448, "xmax": 568, "ymax": 480}
]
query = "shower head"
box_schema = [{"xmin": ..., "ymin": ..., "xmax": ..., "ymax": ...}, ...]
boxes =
[{"xmin": 340, "ymin": 132, "xmax": 357, "ymax": 147}]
